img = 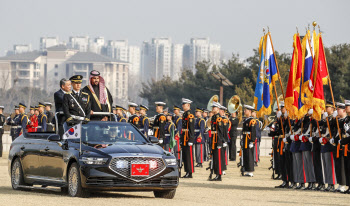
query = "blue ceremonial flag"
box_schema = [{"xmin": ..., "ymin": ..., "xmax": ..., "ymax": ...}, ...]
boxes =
[{"xmin": 254, "ymin": 35, "xmax": 265, "ymax": 116}]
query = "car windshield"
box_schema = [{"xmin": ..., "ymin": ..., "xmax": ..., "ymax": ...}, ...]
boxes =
[{"xmin": 78, "ymin": 121, "xmax": 149, "ymax": 145}]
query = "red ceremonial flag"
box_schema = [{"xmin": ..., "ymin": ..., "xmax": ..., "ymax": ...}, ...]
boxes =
[{"xmin": 285, "ymin": 34, "xmax": 303, "ymax": 119}]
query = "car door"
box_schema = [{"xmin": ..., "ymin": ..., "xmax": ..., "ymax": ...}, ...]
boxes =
[
  {"xmin": 20, "ymin": 137, "xmax": 45, "ymax": 179},
  {"xmin": 39, "ymin": 139, "xmax": 67, "ymax": 181}
]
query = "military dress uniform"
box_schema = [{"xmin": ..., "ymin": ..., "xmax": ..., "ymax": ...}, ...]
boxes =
[
  {"xmin": 229, "ymin": 115, "xmax": 239, "ymax": 161},
  {"xmin": 15, "ymin": 103, "xmax": 28, "ymax": 137},
  {"xmin": 173, "ymin": 105, "xmax": 182, "ymax": 161},
  {"xmin": 139, "ymin": 105, "xmax": 150, "ymax": 137},
  {"xmin": 290, "ymin": 118, "xmax": 305, "ymax": 189},
  {"xmin": 220, "ymin": 109, "xmax": 229, "ymax": 170},
  {"xmin": 153, "ymin": 102, "xmax": 167, "ymax": 146},
  {"xmin": 27, "ymin": 106, "xmax": 38, "ymax": 132},
  {"xmin": 0, "ymin": 106, "xmax": 5, "ymax": 157},
  {"xmin": 115, "ymin": 105, "xmax": 127, "ymax": 122},
  {"xmin": 37, "ymin": 102, "xmax": 47, "ymax": 132},
  {"xmin": 241, "ymin": 110, "xmax": 257, "ymax": 176},
  {"xmin": 45, "ymin": 102, "xmax": 55, "ymax": 132},
  {"xmin": 274, "ymin": 111, "xmax": 288, "ymax": 187},
  {"xmin": 339, "ymin": 114, "xmax": 350, "ymax": 193},
  {"xmin": 164, "ymin": 117, "xmax": 175, "ymax": 152},
  {"xmin": 180, "ymin": 107, "xmax": 195, "ymax": 178},
  {"xmin": 194, "ymin": 110, "xmax": 205, "ymax": 167},
  {"xmin": 7, "ymin": 106, "xmax": 20, "ymax": 141},
  {"xmin": 268, "ymin": 119, "xmax": 281, "ymax": 179}
]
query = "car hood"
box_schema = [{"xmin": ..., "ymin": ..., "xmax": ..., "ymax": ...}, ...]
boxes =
[{"xmin": 89, "ymin": 143, "xmax": 166, "ymax": 156}]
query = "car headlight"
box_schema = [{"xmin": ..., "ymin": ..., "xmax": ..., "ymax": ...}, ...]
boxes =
[
  {"xmin": 165, "ymin": 158, "xmax": 177, "ymax": 166},
  {"xmin": 81, "ymin": 157, "xmax": 108, "ymax": 165}
]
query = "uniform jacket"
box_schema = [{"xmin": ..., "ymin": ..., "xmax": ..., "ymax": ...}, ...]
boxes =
[
  {"xmin": 63, "ymin": 90, "xmax": 91, "ymax": 121},
  {"xmin": 180, "ymin": 110, "xmax": 195, "ymax": 146},
  {"xmin": 194, "ymin": 117, "xmax": 205, "ymax": 144}
]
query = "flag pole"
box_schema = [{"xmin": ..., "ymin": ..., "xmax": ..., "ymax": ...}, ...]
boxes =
[{"xmin": 268, "ymin": 32, "xmax": 293, "ymax": 133}]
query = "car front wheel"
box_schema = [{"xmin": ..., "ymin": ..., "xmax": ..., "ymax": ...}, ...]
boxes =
[
  {"xmin": 68, "ymin": 162, "xmax": 89, "ymax": 198},
  {"xmin": 11, "ymin": 158, "xmax": 25, "ymax": 190},
  {"xmin": 154, "ymin": 189, "xmax": 176, "ymax": 199}
]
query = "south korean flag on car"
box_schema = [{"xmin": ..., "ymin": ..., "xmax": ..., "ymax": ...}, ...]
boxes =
[{"xmin": 63, "ymin": 123, "xmax": 81, "ymax": 139}]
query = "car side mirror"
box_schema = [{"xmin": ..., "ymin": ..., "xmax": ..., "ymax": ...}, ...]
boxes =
[
  {"xmin": 149, "ymin": 136, "xmax": 159, "ymax": 144},
  {"xmin": 48, "ymin": 134, "xmax": 61, "ymax": 141}
]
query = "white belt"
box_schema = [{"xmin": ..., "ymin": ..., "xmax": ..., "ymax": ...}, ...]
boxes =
[
  {"xmin": 139, "ymin": 129, "xmax": 144, "ymax": 131},
  {"xmin": 194, "ymin": 129, "xmax": 200, "ymax": 132},
  {"xmin": 182, "ymin": 129, "xmax": 189, "ymax": 131},
  {"xmin": 211, "ymin": 131, "xmax": 217, "ymax": 134},
  {"xmin": 37, "ymin": 126, "xmax": 42, "ymax": 129},
  {"xmin": 165, "ymin": 134, "xmax": 170, "ymax": 136},
  {"xmin": 12, "ymin": 126, "xmax": 18, "ymax": 129},
  {"xmin": 47, "ymin": 123, "xmax": 54, "ymax": 126},
  {"xmin": 153, "ymin": 127, "xmax": 159, "ymax": 129},
  {"xmin": 243, "ymin": 132, "xmax": 251, "ymax": 134},
  {"xmin": 71, "ymin": 115, "xmax": 84, "ymax": 121}
]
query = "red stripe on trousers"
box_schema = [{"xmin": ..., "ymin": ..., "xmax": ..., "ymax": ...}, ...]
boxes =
[
  {"xmin": 177, "ymin": 139, "xmax": 180, "ymax": 159},
  {"xmin": 225, "ymin": 149, "xmax": 228, "ymax": 165},
  {"xmin": 255, "ymin": 139, "xmax": 258, "ymax": 163},
  {"xmin": 330, "ymin": 152, "xmax": 336, "ymax": 185},
  {"xmin": 302, "ymin": 153, "xmax": 307, "ymax": 183},
  {"xmin": 218, "ymin": 148, "xmax": 222, "ymax": 175},
  {"xmin": 190, "ymin": 146, "xmax": 194, "ymax": 173},
  {"xmin": 200, "ymin": 144, "xmax": 203, "ymax": 163}
]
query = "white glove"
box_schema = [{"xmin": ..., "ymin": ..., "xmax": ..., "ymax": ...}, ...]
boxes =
[
  {"xmin": 159, "ymin": 139, "xmax": 163, "ymax": 144},
  {"xmin": 249, "ymin": 143, "xmax": 254, "ymax": 148},
  {"xmin": 338, "ymin": 140, "xmax": 341, "ymax": 145},
  {"xmin": 188, "ymin": 142, "xmax": 193, "ymax": 146},
  {"xmin": 223, "ymin": 142, "xmax": 228, "ymax": 147},
  {"xmin": 6, "ymin": 116, "xmax": 10, "ymax": 120},
  {"xmin": 284, "ymin": 112, "xmax": 288, "ymax": 118},
  {"xmin": 333, "ymin": 111, "xmax": 338, "ymax": 118},
  {"xmin": 323, "ymin": 112, "xmax": 328, "ymax": 119},
  {"xmin": 290, "ymin": 135, "xmax": 295, "ymax": 141},
  {"xmin": 344, "ymin": 123, "xmax": 350, "ymax": 133},
  {"xmin": 11, "ymin": 120, "xmax": 14, "ymax": 123},
  {"xmin": 283, "ymin": 138, "xmax": 287, "ymax": 143},
  {"xmin": 308, "ymin": 109, "xmax": 313, "ymax": 115},
  {"xmin": 330, "ymin": 138, "xmax": 334, "ymax": 144},
  {"xmin": 217, "ymin": 146, "xmax": 222, "ymax": 149},
  {"xmin": 319, "ymin": 137, "xmax": 323, "ymax": 143},
  {"xmin": 277, "ymin": 111, "xmax": 282, "ymax": 118},
  {"xmin": 309, "ymin": 137, "xmax": 313, "ymax": 142}
]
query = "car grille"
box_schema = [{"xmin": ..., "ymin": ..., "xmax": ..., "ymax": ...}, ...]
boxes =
[
  {"xmin": 86, "ymin": 177, "xmax": 178, "ymax": 187},
  {"xmin": 109, "ymin": 157, "xmax": 166, "ymax": 182}
]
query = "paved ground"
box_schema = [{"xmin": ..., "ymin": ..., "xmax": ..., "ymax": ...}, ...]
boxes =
[{"xmin": 0, "ymin": 155, "xmax": 349, "ymax": 206}]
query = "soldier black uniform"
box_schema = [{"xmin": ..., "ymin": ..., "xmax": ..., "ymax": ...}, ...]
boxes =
[
  {"xmin": 45, "ymin": 102, "xmax": 55, "ymax": 132},
  {"xmin": 7, "ymin": 106, "xmax": 20, "ymax": 141},
  {"xmin": 127, "ymin": 102, "xmax": 141, "ymax": 129},
  {"xmin": 180, "ymin": 98, "xmax": 195, "ymax": 178},
  {"xmin": 63, "ymin": 75, "xmax": 91, "ymax": 129},
  {"xmin": 194, "ymin": 108, "xmax": 205, "ymax": 167},
  {"xmin": 173, "ymin": 105, "xmax": 182, "ymax": 160},
  {"xmin": 37, "ymin": 102, "xmax": 47, "ymax": 132},
  {"xmin": 139, "ymin": 105, "xmax": 149, "ymax": 137},
  {"xmin": 229, "ymin": 113, "xmax": 240, "ymax": 161},
  {"xmin": 115, "ymin": 105, "xmax": 127, "ymax": 122},
  {"xmin": 164, "ymin": 113, "xmax": 175, "ymax": 152},
  {"xmin": 153, "ymin": 102, "xmax": 167, "ymax": 146},
  {"xmin": 0, "ymin": 106, "xmax": 5, "ymax": 157},
  {"xmin": 15, "ymin": 103, "xmax": 28, "ymax": 137}
]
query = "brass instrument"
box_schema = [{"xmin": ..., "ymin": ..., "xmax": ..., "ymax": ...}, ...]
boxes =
[
  {"xmin": 207, "ymin": 95, "xmax": 219, "ymax": 111},
  {"xmin": 227, "ymin": 95, "xmax": 243, "ymax": 123},
  {"xmin": 262, "ymin": 116, "xmax": 276, "ymax": 130}
]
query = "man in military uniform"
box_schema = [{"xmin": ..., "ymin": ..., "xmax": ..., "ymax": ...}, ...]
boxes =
[
  {"xmin": 27, "ymin": 106, "xmax": 38, "ymax": 132},
  {"xmin": 209, "ymin": 102, "xmax": 226, "ymax": 181},
  {"xmin": 54, "ymin": 78, "xmax": 71, "ymax": 136},
  {"xmin": 152, "ymin": 102, "xmax": 166, "ymax": 146},
  {"xmin": 252, "ymin": 110, "xmax": 262, "ymax": 166},
  {"xmin": 229, "ymin": 110, "xmax": 240, "ymax": 162},
  {"xmin": 345, "ymin": 100, "xmax": 350, "ymax": 115},
  {"xmin": 194, "ymin": 108, "xmax": 206, "ymax": 168},
  {"xmin": 139, "ymin": 105, "xmax": 149, "ymax": 136},
  {"xmin": 45, "ymin": 102, "xmax": 55, "ymax": 132},
  {"xmin": 180, "ymin": 98, "xmax": 195, "ymax": 178},
  {"xmin": 115, "ymin": 105, "xmax": 127, "ymax": 122},
  {"xmin": 164, "ymin": 112, "xmax": 175, "ymax": 152},
  {"xmin": 0, "ymin": 106, "xmax": 5, "ymax": 157},
  {"xmin": 135, "ymin": 107, "xmax": 140, "ymax": 117},
  {"xmin": 219, "ymin": 106, "xmax": 229, "ymax": 170},
  {"xmin": 15, "ymin": 103, "xmax": 28, "ymax": 137},
  {"xmin": 7, "ymin": 106, "xmax": 20, "ymax": 141},
  {"xmin": 173, "ymin": 105, "xmax": 182, "ymax": 160},
  {"xmin": 290, "ymin": 117, "xmax": 304, "ymax": 189},
  {"xmin": 63, "ymin": 75, "xmax": 91, "ymax": 130},
  {"xmin": 82, "ymin": 70, "xmax": 113, "ymax": 121},
  {"xmin": 339, "ymin": 100, "xmax": 350, "ymax": 193},
  {"xmin": 128, "ymin": 102, "xmax": 140, "ymax": 128},
  {"xmin": 37, "ymin": 102, "xmax": 47, "ymax": 132}
]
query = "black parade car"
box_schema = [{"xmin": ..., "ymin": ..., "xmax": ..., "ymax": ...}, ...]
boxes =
[{"xmin": 8, "ymin": 120, "xmax": 179, "ymax": 198}]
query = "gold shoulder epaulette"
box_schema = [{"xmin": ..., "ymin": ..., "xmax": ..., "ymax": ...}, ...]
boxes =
[{"xmin": 82, "ymin": 92, "xmax": 89, "ymax": 95}]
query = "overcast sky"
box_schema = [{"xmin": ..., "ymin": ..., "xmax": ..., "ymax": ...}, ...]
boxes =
[{"xmin": 0, "ymin": 0, "xmax": 349, "ymax": 59}]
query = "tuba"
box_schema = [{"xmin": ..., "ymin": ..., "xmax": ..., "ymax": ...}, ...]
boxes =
[
  {"xmin": 207, "ymin": 95, "xmax": 219, "ymax": 111},
  {"xmin": 228, "ymin": 95, "xmax": 243, "ymax": 123}
]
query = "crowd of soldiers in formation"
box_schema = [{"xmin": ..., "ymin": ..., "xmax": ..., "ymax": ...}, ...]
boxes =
[
  {"xmin": 268, "ymin": 100, "xmax": 350, "ymax": 193},
  {"xmin": 0, "ymin": 70, "xmax": 266, "ymax": 182}
]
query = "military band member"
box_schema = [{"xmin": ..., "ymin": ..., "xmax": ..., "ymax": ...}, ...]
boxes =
[
  {"xmin": 173, "ymin": 105, "xmax": 182, "ymax": 160},
  {"xmin": 153, "ymin": 102, "xmax": 167, "ymax": 146},
  {"xmin": 16, "ymin": 103, "xmax": 28, "ymax": 137},
  {"xmin": 115, "ymin": 105, "xmax": 127, "ymax": 122},
  {"xmin": 180, "ymin": 98, "xmax": 195, "ymax": 178},
  {"xmin": 229, "ymin": 110, "xmax": 240, "ymax": 161},
  {"xmin": 203, "ymin": 109, "xmax": 210, "ymax": 161},
  {"xmin": 241, "ymin": 105, "xmax": 257, "ymax": 177},
  {"xmin": 282, "ymin": 110, "xmax": 294, "ymax": 189},
  {"xmin": 164, "ymin": 112, "xmax": 175, "ymax": 152},
  {"xmin": 7, "ymin": 106, "xmax": 20, "ymax": 141},
  {"xmin": 252, "ymin": 110, "xmax": 262, "ymax": 166},
  {"xmin": 128, "ymin": 102, "xmax": 140, "ymax": 128},
  {"xmin": 27, "ymin": 106, "xmax": 38, "ymax": 132},
  {"xmin": 37, "ymin": 102, "xmax": 47, "ymax": 132},
  {"xmin": 0, "ymin": 106, "xmax": 5, "ymax": 157},
  {"xmin": 219, "ymin": 106, "xmax": 229, "ymax": 170},
  {"xmin": 45, "ymin": 102, "xmax": 54, "ymax": 132},
  {"xmin": 63, "ymin": 75, "xmax": 91, "ymax": 129},
  {"xmin": 194, "ymin": 108, "xmax": 205, "ymax": 168},
  {"xmin": 139, "ymin": 105, "xmax": 149, "ymax": 136},
  {"xmin": 339, "ymin": 101, "xmax": 350, "ymax": 193},
  {"xmin": 209, "ymin": 102, "xmax": 226, "ymax": 181}
]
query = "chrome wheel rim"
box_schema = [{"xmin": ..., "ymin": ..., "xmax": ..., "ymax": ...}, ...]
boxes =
[
  {"xmin": 69, "ymin": 167, "xmax": 78, "ymax": 195},
  {"xmin": 12, "ymin": 162, "xmax": 20, "ymax": 188}
]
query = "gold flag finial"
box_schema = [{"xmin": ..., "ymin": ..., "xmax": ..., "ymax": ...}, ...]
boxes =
[{"xmin": 312, "ymin": 21, "xmax": 317, "ymax": 29}]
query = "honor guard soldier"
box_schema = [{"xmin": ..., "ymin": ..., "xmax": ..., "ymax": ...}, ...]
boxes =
[
  {"xmin": 135, "ymin": 107, "xmax": 140, "ymax": 117},
  {"xmin": 7, "ymin": 106, "xmax": 20, "ymax": 141},
  {"xmin": 203, "ymin": 109, "xmax": 210, "ymax": 161},
  {"xmin": 194, "ymin": 108, "xmax": 205, "ymax": 168},
  {"xmin": 173, "ymin": 105, "xmax": 182, "ymax": 160},
  {"xmin": 153, "ymin": 102, "xmax": 167, "ymax": 146},
  {"xmin": 339, "ymin": 101, "xmax": 350, "ymax": 193},
  {"xmin": 219, "ymin": 106, "xmax": 229, "ymax": 170},
  {"xmin": 63, "ymin": 75, "xmax": 91, "ymax": 129},
  {"xmin": 251, "ymin": 110, "xmax": 262, "ymax": 166},
  {"xmin": 128, "ymin": 102, "xmax": 140, "ymax": 128},
  {"xmin": 0, "ymin": 106, "xmax": 5, "ymax": 157},
  {"xmin": 241, "ymin": 105, "xmax": 257, "ymax": 177},
  {"xmin": 115, "ymin": 105, "xmax": 127, "ymax": 122},
  {"xmin": 139, "ymin": 105, "xmax": 149, "ymax": 136},
  {"xmin": 16, "ymin": 103, "xmax": 28, "ymax": 137},
  {"xmin": 164, "ymin": 112, "xmax": 175, "ymax": 152},
  {"xmin": 180, "ymin": 98, "xmax": 195, "ymax": 178},
  {"xmin": 37, "ymin": 102, "xmax": 47, "ymax": 132},
  {"xmin": 209, "ymin": 102, "xmax": 226, "ymax": 181},
  {"xmin": 229, "ymin": 109, "xmax": 240, "ymax": 161},
  {"xmin": 27, "ymin": 106, "xmax": 38, "ymax": 132},
  {"xmin": 45, "ymin": 102, "xmax": 55, "ymax": 132}
]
